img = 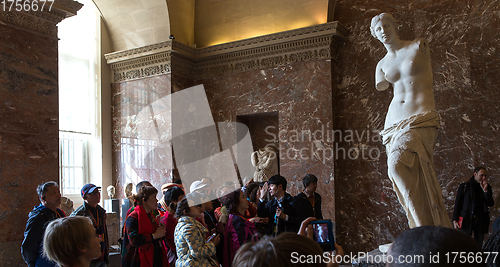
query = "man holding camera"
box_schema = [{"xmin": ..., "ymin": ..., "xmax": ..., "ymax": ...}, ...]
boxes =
[{"xmin": 258, "ymin": 175, "xmax": 304, "ymax": 235}]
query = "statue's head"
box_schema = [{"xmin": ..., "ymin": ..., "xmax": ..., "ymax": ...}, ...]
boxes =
[
  {"xmin": 107, "ymin": 185, "xmax": 116, "ymax": 199},
  {"xmin": 125, "ymin": 183, "xmax": 133, "ymax": 198},
  {"xmin": 370, "ymin": 13, "xmax": 398, "ymax": 39}
]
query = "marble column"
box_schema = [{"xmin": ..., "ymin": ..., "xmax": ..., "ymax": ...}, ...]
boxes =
[{"xmin": 0, "ymin": 1, "xmax": 82, "ymax": 265}]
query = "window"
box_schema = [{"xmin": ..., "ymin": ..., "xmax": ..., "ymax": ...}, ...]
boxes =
[
  {"xmin": 58, "ymin": 0, "xmax": 101, "ymax": 198},
  {"xmin": 59, "ymin": 132, "xmax": 88, "ymax": 194}
]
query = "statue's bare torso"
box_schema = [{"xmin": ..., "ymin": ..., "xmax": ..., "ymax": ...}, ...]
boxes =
[{"xmin": 376, "ymin": 39, "xmax": 436, "ymax": 128}]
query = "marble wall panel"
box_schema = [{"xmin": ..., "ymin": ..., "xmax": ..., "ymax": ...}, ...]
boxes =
[
  {"xmin": 334, "ymin": 0, "xmax": 500, "ymax": 253},
  {"xmin": 0, "ymin": 23, "xmax": 59, "ymax": 265},
  {"xmin": 196, "ymin": 60, "xmax": 336, "ymax": 220},
  {"xmin": 0, "ymin": 27, "xmax": 58, "ymax": 135},
  {"xmin": 0, "ymin": 132, "xmax": 59, "ymax": 239},
  {"xmin": 172, "ymin": 74, "xmax": 195, "ymax": 94},
  {"xmin": 112, "ymin": 74, "xmax": 174, "ymax": 200}
]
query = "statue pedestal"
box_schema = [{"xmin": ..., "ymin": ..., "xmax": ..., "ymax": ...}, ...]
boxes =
[
  {"xmin": 121, "ymin": 199, "xmax": 133, "ymax": 229},
  {"xmin": 105, "ymin": 212, "xmax": 120, "ymax": 246},
  {"xmin": 104, "ymin": 199, "xmax": 120, "ymax": 221},
  {"xmin": 378, "ymin": 243, "xmax": 391, "ymax": 253}
]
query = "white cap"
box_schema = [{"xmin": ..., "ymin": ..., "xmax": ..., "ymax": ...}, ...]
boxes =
[{"xmin": 190, "ymin": 180, "xmax": 208, "ymax": 193}]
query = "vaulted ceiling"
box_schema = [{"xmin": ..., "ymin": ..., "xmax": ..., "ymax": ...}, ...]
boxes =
[
  {"xmin": 93, "ymin": 0, "xmax": 172, "ymax": 51},
  {"xmin": 93, "ymin": 0, "xmax": 332, "ymax": 52}
]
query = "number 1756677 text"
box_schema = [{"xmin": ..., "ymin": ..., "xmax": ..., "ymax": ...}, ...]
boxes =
[{"xmin": 2, "ymin": 0, "xmax": 55, "ymax": 12}]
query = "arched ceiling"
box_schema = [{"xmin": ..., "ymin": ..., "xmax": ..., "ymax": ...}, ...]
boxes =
[
  {"xmin": 93, "ymin": 0, "xmax": 171, "ymax": 52},
  {"xmin": 93, "ymin": 0, "xmax": 332, "ymax": 52}
]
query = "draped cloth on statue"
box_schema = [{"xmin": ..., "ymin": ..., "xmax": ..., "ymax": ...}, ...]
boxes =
[
  {"xmin": 381, "ymin": 110, "xmax": 451, "ymax": 228},
  {"xmin": 251, "ymin": 147, "xmax": 278, "ymax": 182}
]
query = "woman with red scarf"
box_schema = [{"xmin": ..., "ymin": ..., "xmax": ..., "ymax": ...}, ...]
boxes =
[{"xmin": 122, "ymin": 186, "xmax": 167, "ymax": 267}]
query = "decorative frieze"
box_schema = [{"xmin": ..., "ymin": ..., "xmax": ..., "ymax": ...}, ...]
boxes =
[
  {"xmin": 105, "ymin": 41, "xmax": 173, "ymax": 63},
  {"xmin": 105, "ymin": 21, "xmax": 347, "ymax": 82},
  {"xmin": 0, "ymin": 0, "xmax": 83, "ymax": 37},
  {"xmin": 111, "ymin": 51, "xmax": 173, "ymax": 82}
]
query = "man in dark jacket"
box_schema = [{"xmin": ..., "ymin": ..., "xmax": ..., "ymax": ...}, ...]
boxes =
[
  {"xmin": 296, "ymin": 174, "xmax": 323, "ymax": 219},
  {"xmin": 453, "ymin": 166, "xmax": 494, "ymax": 245},
  {"xmin": 71, "ymin": 183, "xmax": 109, "ymax": 267},
  {"xmin": 21, "ymin": 181, "xmax": 66, "ymax": 267},
  {"xmin": 258, "ymin": 175, "xmax": 305, "ymax": 236}
]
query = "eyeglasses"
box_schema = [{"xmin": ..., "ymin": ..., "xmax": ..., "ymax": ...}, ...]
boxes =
[{"xmin": 88, "ymin": 190, "xmax": 101, "ymax": 196}]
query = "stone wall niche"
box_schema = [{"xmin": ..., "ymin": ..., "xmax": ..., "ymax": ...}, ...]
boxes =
[{"xmin": 237, "ymin": 112, "xmax": 280, "ymax": 181}]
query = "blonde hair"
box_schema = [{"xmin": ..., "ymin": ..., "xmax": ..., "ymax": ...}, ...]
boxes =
[{"xmin": 43, "ymin": 216, "xmax": 96, "ymax": 266}]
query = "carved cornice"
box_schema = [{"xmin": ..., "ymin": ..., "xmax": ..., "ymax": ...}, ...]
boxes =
[
  {"xmin": 106, "ymin": 22, "xmax": 347, "ymax": 82},
  {"xmin": 0, "ymin": 0, "xmax": 83, "ymax": 36},
  {"xmin": 53, "ymin": 0, "xmax": 84, "ymax": 15},
  {"xmin": 105, "ymin": 41, "xmax": 173, "ymax": 63},
  {"xmin": 196, "ymin": 21, "xmax": 346, "ymax": 57}
]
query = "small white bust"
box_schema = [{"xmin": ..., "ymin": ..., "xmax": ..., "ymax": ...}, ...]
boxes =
[
  {"xmin": 59, "ymin": 196, "xmax": 74, "ymax": 216},
  {"xmin": 107, "ymin": 185, "xmax": 116, "ymax": 199}
]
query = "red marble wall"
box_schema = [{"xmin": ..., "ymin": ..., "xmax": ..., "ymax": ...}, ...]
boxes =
[
  {"xmin": 112, "ymin": 74, "xmax": 174, "ymax": 200},
  {"xmin": 172, "ymin": 73, "xmax": 195, "ymax": 94},
  {"xmin": 334, "ymin": 0, "xmax": 500, "ymax": 253},
  {"xmin": 0, "ymin": 24, "xmax": 59, "ymax": 265},
  {"xmin": 197, "ymin": 60, "xmax": 336, "ymax": 220}
]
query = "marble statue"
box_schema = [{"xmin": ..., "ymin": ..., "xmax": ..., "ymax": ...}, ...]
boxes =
[
  {"xmin": 107, "ymin": 185, "xmax": 116, "ymax": 199},
  {"xmin": 124, "ymin": 182, "xmax": 133, "ymax": 202},
  {"xmin": 121, "ymin": 183, "xmax": 134, "ymax": 229},
  {"xmin": 59, "ymin": 196, "xmax": 74, "ymax": 216},
  {"xmin": 371, "ymin": 13, "xmax": 451, "ymax": 228},
  {"xmin": 251, "ymin": 146, "xmax": 278, "ymax": 182}
]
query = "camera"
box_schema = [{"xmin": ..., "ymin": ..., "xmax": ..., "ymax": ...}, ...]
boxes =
[{"xmin": 309, "ymin": 220, "xmax": 335, "ymax": 251}]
